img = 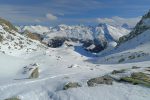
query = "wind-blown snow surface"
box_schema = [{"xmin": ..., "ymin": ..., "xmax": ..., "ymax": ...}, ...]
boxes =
[{"xmin": 0, "ymin": 43, "xmax": 150, "ymax": 100}]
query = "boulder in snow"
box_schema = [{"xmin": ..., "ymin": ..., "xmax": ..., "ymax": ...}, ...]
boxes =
[
  {"xmin": 63, "ymin": 82, "xmax": 81, "ymax": 90},
  {"xmin": 23, "ymin": 63, "xmax": 39, "ymax": 79},
  {"xmin": 29, "ymin": 67, "xmax": 39, "ymax": 79},
  {"xmin": 87, "ymin": 75, "xmax": 113, "ymax": 87}
]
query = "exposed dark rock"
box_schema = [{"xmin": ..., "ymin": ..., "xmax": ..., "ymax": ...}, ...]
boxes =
[
  {"xmin": 63, "ymin": 82, "xmax": 81, "ymax": 90},
  {"xmin": 118, "ymin": 58, "xmax": 125, "ymax": 63},
  {"xmin": 87, "ymin": 75, "xmax": 113, "ymax": 87},
  {"xmin": 0, "ymin": 34, "xmax": 3, "ymax": 42},
  {"xmin": 45, "ymin": 35, "xmax": 105, "ymax": 53},
  {"xmin": 120, "ymin": 72, "xmax": 150, "ymax": 87},
  {"xmin": 84, "ymin": 39, "xmax": 106, "ymax": 53},
  {"xmin": 82, "ymin": 40, "xmax": 94, "ymax": 47},
  {"xmin": 111, "ymin": 69, "xmax": 126, "ymax": 74},
  {"xmin": 47, "ymin": 37, "xmax": 67, "ymax": 48},
  {"xmin": 132, "ymin": 66, "xmax": 140, "ymax": 69},
  {"xmin": 128, "ymin": 55, "xmax": 136, "ymax": 59},
  {"xmin": 87, "ymin": 44, "xmax": 105, "ymax": 53}
]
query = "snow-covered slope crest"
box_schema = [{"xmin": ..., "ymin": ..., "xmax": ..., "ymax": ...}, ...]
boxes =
[
  {"xmin": 96, "ymin": 29, "xmax": 150, "ymax": 64},
  {"xmin": 96, "ymin": 10, "xmax": 150, "ymax": 63},
  {"xmin": 118, "ymin": 10, "xmax": 150, "ymax": 45},
  {"xmin": 0, "ymin": 25, "xmax": 46, "ymax": 56}
]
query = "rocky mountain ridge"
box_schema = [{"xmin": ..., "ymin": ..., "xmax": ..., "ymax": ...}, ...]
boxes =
[
  {"xmin": 20, "ymin": 23, "xmax": 130, "ymax": 52},
  {"xmin": 118, "ymin": 10, "xmax": 150, "ymax": 45},
  {"xmin": 0, "ymin": 18, "xmax": 46, "ymax": 56}
]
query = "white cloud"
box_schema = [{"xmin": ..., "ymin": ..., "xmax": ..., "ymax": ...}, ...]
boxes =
[
  {"xmin": 46, "ymin": 13, "xmax": 58, "ymax": 21},
  {"xmin": 97, "ymin": 16, "xmax": 141, "ymax": 28},
  {"xmin": 34, "ymin": 19, "xmax": 41, "ymax": 23}
]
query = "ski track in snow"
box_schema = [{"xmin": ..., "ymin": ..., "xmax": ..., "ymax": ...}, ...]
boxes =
[{"xmin": 0, "ymin": 72, "xmax": 85, "ymax": 90}]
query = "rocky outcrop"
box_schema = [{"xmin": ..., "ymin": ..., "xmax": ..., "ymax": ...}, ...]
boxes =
[
  {"xmin": 86, "ymin": 44, "xmax": 105, "ymax": 53},
  {"xmin": 22, "ymin": 30, "xmax": 42, "ymax": 41},
  {"xmin": 0, "ymin": 17, "xmax": 46, "ymax": 56},
  {"xmin": 29, "ymin": 67, "xmax": 39, "ymax": 79},
  {"xmin": 0, "ymin": 34, "xmax": 3, "ymax": 42},
  {"xmin": 23, "ymin": 63, "xmax": 39, "ymax": 79},
  {"xmin": 120, "ymin": 72, "xmax": 150, "ymax": 87},
  {"xmin": 47, "ymin": 37, "xmax": 66, "ymax": 48},
  {"xmin": 0, "ymin": 17, "xmax": 18, "ymax": 32},
  {"xmin": 83, "ymin": 39, "xmax": 107, "ymax": 53},
  {"xmin": 87, "ymin": 75, "xmax": 113, "ymax": 87},
  {"xmin": 63, "ymin": 82, "xmax": 81, "ymax": 90},
  {"xmin": 111, "ymin": 69, "xmax": 126, "ymax": 74}
]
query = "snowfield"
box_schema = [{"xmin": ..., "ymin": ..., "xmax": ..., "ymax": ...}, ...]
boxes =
[{"xmin": 0, "ymin": 44, "xmax": 150, "ymax": 100}]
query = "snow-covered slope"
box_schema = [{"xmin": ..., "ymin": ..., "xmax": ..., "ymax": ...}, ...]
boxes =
[
  {"xmin": 118, "ymin": 10, "xmax": 150, "ymax": 45},
  {"xmin": 1, "ymin": 42, "xmax": 150, "ymax": 100},
  {"xmin": 96, "ymin": 10, "xmax": 150, "ymax": 64},
  {"xmin": 94, "ymin": 23, "xmax": 129, "ymax": 47},
  {"xmin": 0, "ymin": 19, "xmax": 46, "ymax": 56},
  {"xmin": 0, "ymin": 52, "xmax": 27, "ymax": 79}
]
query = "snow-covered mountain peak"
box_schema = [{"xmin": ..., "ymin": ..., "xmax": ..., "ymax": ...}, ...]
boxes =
[
  {"xmin": 95, "ymin": 23, "xmax": 130, "ymax": 41},
  {"xmin": 97, "ymin": 23, "xmax": 107, "ymax": 27},
  {"xmin": 20, "ymin": 23, "xmax": 130, "ymax": 52}
]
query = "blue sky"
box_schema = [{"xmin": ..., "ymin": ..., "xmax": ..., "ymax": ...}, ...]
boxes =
[{"xmin": 0, "ymin": 0, "xmax": 149, "ymax": 26}]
